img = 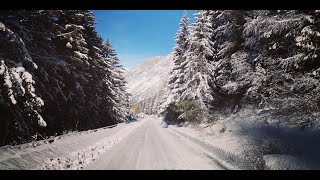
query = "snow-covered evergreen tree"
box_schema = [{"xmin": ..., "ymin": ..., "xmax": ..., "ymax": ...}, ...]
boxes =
[
  {"xmin": 0, "ymin": 20, "xmax": 46, "ymax": 144},
  {"xmin": 1, "ymin": 10, "xmax": 319, "ymax": 145},
  {"xmin": 242, "ymin": 10, "xmax": 320, "ymax": 126},
  {"xmin": 103, "ymin": 39, "xmax": 129, "ymax": 122},
  {"xmin": 159, "ymin": 11, "xmax": 190, "ymax": 114},
  {"xmin": 0, "ymin": 10, "xmax": 129, "ymax": 146},
  {"xmin": 112, "ymin": 64, "xmax": 130, "ymax": 121},
  {"xmin": 179, "ymin": 10, "xmax": 215, "ymax": 112},
  {"xmin": 209, "ymin": 10, "xmax": 248, "ymax": 113}
]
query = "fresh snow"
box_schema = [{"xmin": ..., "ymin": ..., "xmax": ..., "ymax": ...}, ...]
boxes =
[
  {"xmin": 0, "ymin": 118, "xmax": 147, "ymax": 170},
  {"xmin": 84, "ymin": 115, "xmax": 225, "ymax": 170},
  {"xmin": 124, "ymin": 54, "xmax": 174, "ymax": 113},
  {"xmin": 263, "ymin": 154, "xmax": 308, "ymax": 170},
  {"xmin": 166, "ymin": 108, "xmax": 313, "ymax": 170},
  {"xmin": 124, "ymin": 55, "xmax": 173, "ymax": 100}
]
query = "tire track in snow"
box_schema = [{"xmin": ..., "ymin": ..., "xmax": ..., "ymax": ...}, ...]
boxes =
[{"xmin": 38, "ymin": 119, "xmax": 148, "ymax": 170}]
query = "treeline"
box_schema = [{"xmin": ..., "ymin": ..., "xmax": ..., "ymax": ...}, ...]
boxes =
[
  {"xmin": 160, "ymin": 10, "xmax": 320, "ymax": 127},
  {"xmin": 0, "ymin": 10, "xmax": 129, "ymax": 146}
]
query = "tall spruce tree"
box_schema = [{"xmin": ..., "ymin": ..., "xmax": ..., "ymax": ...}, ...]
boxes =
[
  {"xmin": 159, "ymin": 11, "xmax": 190, "ymax": 114},
  {"xmin": 0, "ymin": 10, "xmax": 128, "ymax": 146},
  {"xmin": 210, "ymin": 10, "xmax": 248, "ymax": 113},
  {"xmin": 180, "ymin": 10, "xmax": 215, "ymax": 112},
  {"xmin": 103, "ymin": 39, "xmax": 129, "ymax": 122},
  {"xmin": 0, "ymin": 15, "xmax": 46, "ymax": 145}
]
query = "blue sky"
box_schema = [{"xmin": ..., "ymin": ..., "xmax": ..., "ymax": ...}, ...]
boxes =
[{"xmin": 92, "ymin": 10, "xmax": 196, "ymax": 68}]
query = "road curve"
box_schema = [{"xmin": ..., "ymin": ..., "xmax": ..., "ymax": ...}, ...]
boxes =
[{"xmin": 84, "ymin": 117, "xmax": 224, "ymax": 170}]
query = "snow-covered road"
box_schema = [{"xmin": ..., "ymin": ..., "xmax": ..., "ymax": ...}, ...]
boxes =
[{"xmin": 85, "ymin": 116, "xmax": 225, "ymax": 170}]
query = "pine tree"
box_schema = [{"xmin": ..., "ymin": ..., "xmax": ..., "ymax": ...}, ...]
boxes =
[
  {"xmin": 0, "ymin": 10, "xmax": 129, "ymax": 145},
  {"xmin": 23, "ymin": 10, "xmax": 71, "ymax": 134},
  {"xmin": 159, "ymin": 11, "xmax": 190, "ymax": 114},
  {"xmin": 0, "ymin": 18, "xmax": 46, "ymax": 145},
  {"xmin": 210, "ymin": 10, "xmax": 248, "ymax": 113},
  {"xmin": 82, "ymin": 10, "xmax": 108, "ymax": 128},
  {"xmin": 180, "ymin": 10, "xmax": 215, "ymax": 112},
  {"xmin": 103, "ymin": 39, "xmax": 129, "ymax": 122},
  {"xmin": 242, "ymin": 10, "xmax": 320, "ymax": 126},
  {"xmin": 112, "ymin": 63, "xmax": 129, "ymax": 121}
]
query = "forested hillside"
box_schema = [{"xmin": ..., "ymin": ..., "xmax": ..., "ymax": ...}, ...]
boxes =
[
  {"xmin": 124, "ymin": 55, "xmax": 173, "ymax": 114},
  {"xmin": 160, "ymin": 10, "xmax": 320, "ymax": 128},
  {"xmin": 0, "ymin": 10, "xmax": 129, "ymax": 146},
  {"xmin": 1, "ymin": 10, "xmax": 320, "ymax": 170}
]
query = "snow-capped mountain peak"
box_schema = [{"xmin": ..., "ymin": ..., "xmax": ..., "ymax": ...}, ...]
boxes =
[{"xmin": 124, "ymin": 54, "xmax": 174, "ymax": 113}]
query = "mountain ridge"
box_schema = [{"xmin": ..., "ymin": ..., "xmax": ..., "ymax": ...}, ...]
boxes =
[{"xmin": 124, "ymin": 54, "xmax": 174, "ymax": 114}]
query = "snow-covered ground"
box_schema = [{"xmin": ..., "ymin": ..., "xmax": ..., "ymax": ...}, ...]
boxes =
[
  {"xmin": 85, "ymin": 116, "xmax": 225, "ymax": 170},
  {"xmin": 165, "ymin": 108, "xmax": 314, "ymax": 170},
  {"xmin": 0, "ymin": 118, "xmax": 147, "ymax": 170},
  {"xmin": 1, "ymin": 111, "xmax": 315, "ymax": 170}
]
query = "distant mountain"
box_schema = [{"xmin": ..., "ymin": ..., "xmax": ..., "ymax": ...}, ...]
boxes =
[{"xmin": 124, "ymin": 54, "xmax": 174, "ymax": 114}]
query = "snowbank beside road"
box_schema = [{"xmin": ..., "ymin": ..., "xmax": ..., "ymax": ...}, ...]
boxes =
[
  {"xmin": 164, "ymin": 109, "xmax": 313, "ymax": 170},
  {"xmin": 0, "ymin": 118, "xmax": 147, "ymax": 170}
]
